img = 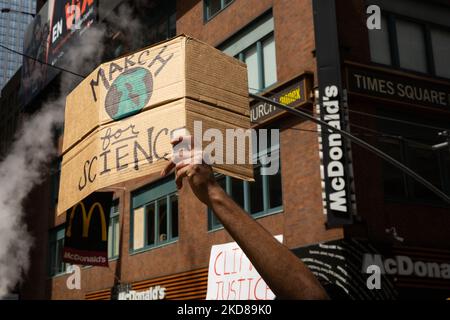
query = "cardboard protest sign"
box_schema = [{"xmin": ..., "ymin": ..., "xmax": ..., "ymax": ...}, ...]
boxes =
[
  {"xmin": 58, "ymin": 35, "xmax": 253, "ymax": 215},
  {"xmin": 206, "ymin": 235, "xmax": 283, "ymax": 300},
  {"xmin": 63, "ymin": 192, "xmax": 114, "ymax": 267}
]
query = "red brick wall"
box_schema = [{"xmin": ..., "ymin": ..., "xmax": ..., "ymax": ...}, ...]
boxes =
[
  {"xmin": 279, "ymin": 115, "xmax": 343, "ymax": 248},
  {"xmin": 177, "ymin": 0, "xmax": 317, "ymax": 84}
]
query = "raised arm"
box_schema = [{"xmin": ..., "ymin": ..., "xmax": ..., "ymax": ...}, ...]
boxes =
[{"xmin": 161, "ymin": 136, "xmax": 329, "ymax": 300}]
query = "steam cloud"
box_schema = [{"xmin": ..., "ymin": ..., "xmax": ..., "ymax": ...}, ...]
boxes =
[
  {"xmin": 0, "ymin": 15, "xmax": 112, "ymax": 298},
  {"xmin": 0, "ymin": 101, "xmax": 64, "ymax": 298}
]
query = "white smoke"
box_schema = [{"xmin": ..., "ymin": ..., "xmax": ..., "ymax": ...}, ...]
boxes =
[
  {"xmin": 0, "ymin": 23, "xmax": 106, "ymax": 298},
  {"xmin": 0, "ymin": 0, "xmax": 147, "ymax": 298},
  {"xmin": 0, "ymin": 101, "xmax": 64, "ymax": 298}
]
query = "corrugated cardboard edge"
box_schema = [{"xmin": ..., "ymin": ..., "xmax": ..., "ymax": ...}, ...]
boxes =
[
  {"xmin": 184, "ymin": 36, "xmax": 249, "ymax": 115},
  {"xmin": 213, "ymin": 167, "xmax": 254, "ymax": 182},
  {"xmin": 184, "ymin": 35, "xmax": 247, "ymax": 69}
]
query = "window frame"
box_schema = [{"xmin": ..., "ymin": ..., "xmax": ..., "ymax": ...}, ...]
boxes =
[
  {"xmin": 369, "ymin": 10, "xmax": 450, "ymax": 80},
  {"xmin": 208, "ymin": 143, "xmax": 283, "ymax": 231},
  {"xmin": 130, "ymin": 176, "xmax": 179, "ymax": 254},
  {"xmin": 48, "ymin": 226, "xmax": 67, "ymax": 277},
  {"xmin": 203, "ymin": 0, "xmax": 234, "ymax": 22},
  {"xmin": 234, "ymin": 32, "xmax": 277, "ymax": 93},
  {"xmin": 108, "ymin": 200, "xmax": 120, "ymax": 260},
  {"xmin": 218, "ymin": 11, "xmax": 277, "ymax": 94},
  {"xmin": 379, "ymin": 136, "xmax": 450, "ymax": 207}
]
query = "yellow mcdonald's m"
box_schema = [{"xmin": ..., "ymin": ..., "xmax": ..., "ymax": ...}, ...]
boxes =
[{"xmin": 66, "ymin": 201, "xmax": 107, "ymax": 241}]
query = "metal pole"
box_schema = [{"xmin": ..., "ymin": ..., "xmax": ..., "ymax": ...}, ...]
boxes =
[{"xmin": 249, "ymin": 93, "xmax": 450, "ymax": 204}]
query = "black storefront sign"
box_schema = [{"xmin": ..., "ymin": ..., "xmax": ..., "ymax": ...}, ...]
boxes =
[
  {"xmin": 313, "ymin": 0, "xmax": 353, "ymax": 227},
  {"xmin": 292, "ymin": 239, "xmax": 398, "ymax": 300},
  {"xmin": 63, "ymin": 192, "xmax": 114, "ymax": 267},
  {"xmin": 250, "ymin": 75, "xmax": 310, "ymax": 124},
  {"xmin": 293, "ymin": 239, "xmax": 450, "ymax": 300},
  {"xmin": 346, "ymin": 63, "xmax": 450, "ymax": 111}
]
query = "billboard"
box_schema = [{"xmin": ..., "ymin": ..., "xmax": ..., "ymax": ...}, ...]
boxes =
[
  {"xmin": 20, "ymin": 0, "xmax": 97, "ymax": 107},
  {"xmin": 63, "ymin": 191, "xmax": 114, "ymax": 267}
]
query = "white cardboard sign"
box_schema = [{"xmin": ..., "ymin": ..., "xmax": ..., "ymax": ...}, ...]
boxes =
[{"xmin": 206, "ymin": 235, "xmax": 283, "ymax": 300}]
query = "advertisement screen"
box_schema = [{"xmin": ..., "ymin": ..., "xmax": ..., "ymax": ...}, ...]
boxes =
[{"xmin": 20, "ymin": 0, "xmax": 97, "ymax": 107}]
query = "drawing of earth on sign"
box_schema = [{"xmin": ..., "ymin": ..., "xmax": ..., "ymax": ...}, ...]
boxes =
[{"xmin": 105, "ymin": 67, "xmax": 153, "ymax": 121}]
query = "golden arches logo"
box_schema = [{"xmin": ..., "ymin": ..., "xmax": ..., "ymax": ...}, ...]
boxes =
[{"xmin": 66, "ymin": 201, "xmax": 107, "ymax": 241}]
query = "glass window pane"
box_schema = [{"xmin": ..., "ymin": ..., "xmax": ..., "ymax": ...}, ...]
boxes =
[
  {"xmin": 396, "ymin": 19, "xmax": 428, "ymax": 73},
  {"xmin": 49, "ymin": 242, "xmax": 56, "ymax": 276},
  {"xmin": 443, "ymin": 151, "xmax": 450, "ymax": 194},
  {"xmin": 133, "ymin": 207, "xmax": 145, "ymax": 250},
  {"xmin": 231, "ymin": 177, "xmax": 245, "ymax": 208},
  {"xmin": 408, "ymin": 144, "xmax": 442, "ymax": 202},
  {"xmin": 158, "ymin": 199, "xmax": 168, "ymax": 243},
  {"xmin": 262, "ymin": 35, "xmax": 277, "ymax": 88},
  {"xmin": 431, "ymin": 28, "xmax": 450, "ymax": 79},
  {"xmin": 244, "ymin": 46, "xmax": 260, "ymax": 93},
  {"xmin": 207, "ymin": 0, "xmax": 222, "ymax": 19},
  {"xmin": 209, "ymin": 209, "xmax": 222, "ymax": 229},
  {"xmin": 108, "ymin": 223, "xmax": 113, "ymax": 258},
  {"xmin": 268, "ymin": 167, "xmax": 282, "ymax": 208},
  {"xmin": 249, "ymin": 166, "xmax": 264, "ymax": 214},
  {"xmin": 171, "ymin": 195, "xmax": 178, "ymax": 238},
  {"xmin": 110, "ymin": 202, "xmax": 119, "ymax": 217},
  {"xmin": 217, "ymin": 175, "xmax": 226, "ymax": 190},
  {"xmin": 379, "ymin": 139, "xmax": 406, "ymax": 198},
  {"xmin": 113, "ymin": 218, "xmax": 120, "ymax": 257},
  {"xmin": 210, "ymin": 176, "xmax": 226, "ymax": 229},
  {"xmin": 56, "ymin": 239, "xmax": 64, "ymax": 273},
  {"xmin": 146, "ymin": 204, "xmax": 155, "ymax": 246},
  {"xmin": 369, "ymin": 15, "xmax": 391, "ymax": 65}
]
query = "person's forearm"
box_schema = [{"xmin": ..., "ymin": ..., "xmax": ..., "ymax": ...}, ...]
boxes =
[{"xmin": 206, "ymin": 184, "xmax": 329, "ymax": 300}]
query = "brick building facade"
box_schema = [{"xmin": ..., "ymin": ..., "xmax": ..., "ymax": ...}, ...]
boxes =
[{"xmin": 14, "ymin": 0, "xmax": 450, "ymax": 300}]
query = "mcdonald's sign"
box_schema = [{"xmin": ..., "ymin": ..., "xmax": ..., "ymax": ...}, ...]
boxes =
[{"xmin": 63, "ymin": 192, "xmax": 114, "ymax": 267}]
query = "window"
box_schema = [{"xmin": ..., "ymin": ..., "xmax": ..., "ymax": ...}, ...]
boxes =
[
  {"xmin": 369, "ymin": 15, "xmax": 391, "ymax": 65},
  {"xmin": 396, "ymin": 19, "xmax": 428, "ymax": 73},
  {"xmin": 237, "ymin": 34, "xmax": 277, "ymax": 93},
  {"xmin": 220, "ymin": 13, "xmax": 277, "ymax": 93},
  {"xmin": 131, "ymin": 176, "xmax": 179, "ymax": 252},
  {"xmin": 208, "ymin": 138, "xmax": 282, "ymax": 230},
  {"xmin": 378, "ymin": 138, "xmax": 407, "ymax": 198},
  {"xmin": 368, "ymin": 12, "xmax": 450, "ymax": 79},
  {"xmin": 378, "ymin": 113, "xmax": 450, "ymax": 205},
  {"xmin": 108, "ymin": 201, "xmax": 120, "ymax": 259},
  {"xmin": 48, "ymin": 227, "xmax": 66, "ymax": 277},
  {"xmin": 204, "ymin": 0, "xmax": 234, "ymax": 21},
  {"xmin": 431, "ymin": 27, "xmax": 450, "ymax": 79}
]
